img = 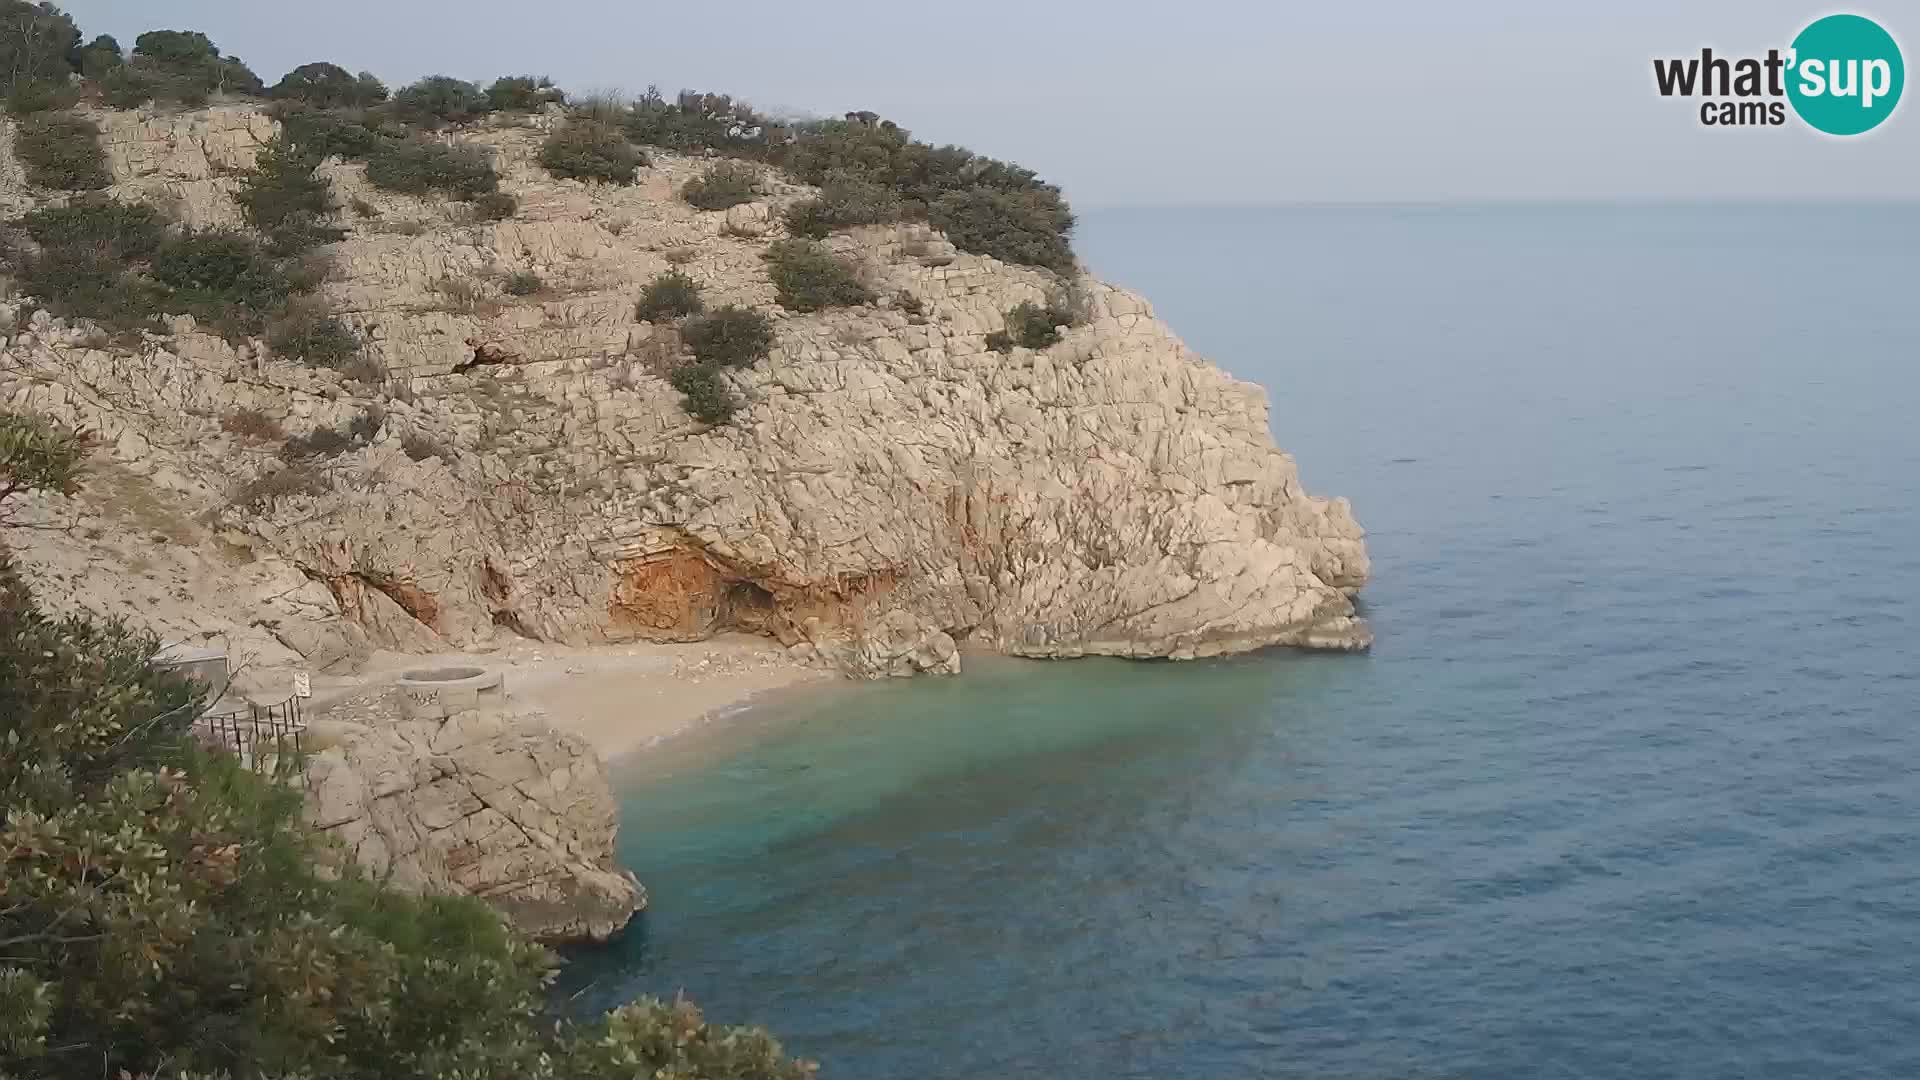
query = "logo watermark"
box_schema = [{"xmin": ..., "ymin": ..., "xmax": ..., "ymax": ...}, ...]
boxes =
[{"xmin": 1653, "ymin": 13, "xmax": 1904, "ymax": 134}]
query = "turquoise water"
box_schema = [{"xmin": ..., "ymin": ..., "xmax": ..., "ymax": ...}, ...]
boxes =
[{"xmin": 567, "ymin": 205, "xmax": 1920, "ymax": 1078}]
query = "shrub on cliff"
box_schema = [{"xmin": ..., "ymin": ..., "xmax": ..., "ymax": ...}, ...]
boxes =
[
  {"xmin": 0, "ymin": 412, "xmax": 812, "ymax": 1080},
  {"xmin": 267, "ymin": 300, "xmax": 359, "ymax": 368},
  {"xmin": 235, "ymin": 135, "xmax": 344, "ymax": 252},
  {"xmin": 682, "ymin": 160, "xmax": 761, "ymax": 210},
  {"xmin": 624, "ymin": 87, "xmax": 784, "ymax": 158},
  {"xmin": 487, "ymin": 74, "xmax": 563, "ymax": 112},
  {"xmin": 14, "ymin": 113, "xmax": 110, "ymax": 191},
  {"xmin": 148, "ymin": 227, "xmax": 309, "ymax": 338},
  {"xmin": 130, "ymin": 28, "xmax": 264, "ymax": 100},
  {"xmin": 278, "ymin": 105, "xmax": 391, "ymax": 159},
  {"xmin": 392, "ymin": 74, "xmax": 491, "ymax": 127},
  {"xmin": 683, "ymin": 304, "xmax": 774, "ymax": 368},
  {"xmin": 764, "ymin": 238, "xmax": 874, "ymax": 312},
  {"xmin": 74, "ymin": 33, "xmax": 122, "ymax": 78},
  {"xmin": 12, "ymin": 246, "xmax": 156, "ymax": 328},
  {"xmin": 777, "ymin": 116, "xmax": 1076, "ymax": 271},
  {"xmin": 19, "ymin": 197, "xmax": 165, "ymax": 259},
  {"xmin": 269, "ymin": 61, "xmax": 388, "ymax": 108},
  {"xmin": 363, "ymin": 138, "xmax": 499, "ymax": 200},
  {"xmin": 783, "ymin": 170, "xmax": 902, "ymax": 238},
  {"xmin": 539, "ymin": 118, "xmax": 645, "ymax": 184},
  {"xmin": 930, "ymin": 186, "xmax": 1075, "ymax": 273},
  {"xmin": 669, "ymin": 362, "xmax": 739, "ymax": 424},
  {"xmin": 97, "ymin": 64, "xmax": 157, "ymax": 108},
  {"xmin": 3, "ymin": 77, "xmax": 77, "ymax": 116},
  {"xmin": 987, "ymin": 298, "xmax": 1080, "ymax": 353},
  {"xmin": 634, "ymin": 270, "xmax": 705, "ymax": 322},
  {"xmin": 472, "ymin": 190, "xmax": 519, "ymax": 221}
]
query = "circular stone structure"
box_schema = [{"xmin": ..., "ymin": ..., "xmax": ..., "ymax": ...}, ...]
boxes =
[{"xmin": 396, "ymin": 665, "xmax": 505, "ymax": 719}]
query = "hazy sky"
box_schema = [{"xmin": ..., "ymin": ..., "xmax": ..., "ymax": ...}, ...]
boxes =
[{"xmin": 60, "ymin": 0, "xmax": 1918, "ymax": 207}]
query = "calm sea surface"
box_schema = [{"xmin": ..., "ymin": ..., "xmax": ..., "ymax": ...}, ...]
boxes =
[{"xmin": 566, "ymin": 205, "xmax": 1920, "ymax": 1079}]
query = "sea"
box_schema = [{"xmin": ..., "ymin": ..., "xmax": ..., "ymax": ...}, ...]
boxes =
[{"xmin": 562, "ymin": 204, "xmax": 1920, "ymax": 1079}]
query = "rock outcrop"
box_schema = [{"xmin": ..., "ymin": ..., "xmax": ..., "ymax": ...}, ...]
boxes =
[
  {"xmin": 302, "ymin": 697, "xmax": 645, "ymax": 943},
  {"xmin": 0, "ymin": 103, "xmax": 1370, "ymax": 681}
]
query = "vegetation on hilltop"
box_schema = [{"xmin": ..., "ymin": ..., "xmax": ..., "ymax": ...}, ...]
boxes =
[
  {"xmin": 0, "ymin": 409, "xmax": 818, "ymax": 1079},
  {"xmin": 1, "ymin": 2, "xmax": 1080, "ymax": 429}
]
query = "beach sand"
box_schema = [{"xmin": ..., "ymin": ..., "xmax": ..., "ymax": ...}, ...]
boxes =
[{"xmin": 292, "ymin": 633, "xmax": 830, "ymax": 760}]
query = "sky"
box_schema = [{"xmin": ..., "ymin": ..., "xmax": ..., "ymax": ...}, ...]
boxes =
[{"xmin": 58, "ymin": 0, "xmax": 1919, "ymax": 207}]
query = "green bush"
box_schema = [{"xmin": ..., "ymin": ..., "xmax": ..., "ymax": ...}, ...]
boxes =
[
  {"xmin": 633, "ymin": 270, "xmax": 704, "ymax": 322},
  {"xmin": 988, "ymin": 299, "xmax": 1074, "ymax": 353},
  {"xmin": 97, "ymin": 64, "xmax": 157, "ymax": 108},
  {"xmin": 363, "ymin": 139, "xmax": 499, "ymax": 200},
  {"xmin": 278, "ymin": 106, "xmax": 390, "ymax": 160},
  {"xmin": 683, "ymin": 304, "xmax": 774, "ymax": 368},
  {"xmin": 503, "ymin": 270, "xmax": 542, "ymax": 296},
  {"xmin": 393, "ymin": 75, "xmax": 491, "ymax": 127},
  {"xmin": 669, "ymin": 362, "xmax": 738, "ymax": 423},
  {"xmin": 4, "ymin": 77, "xmax": 77, "ymax": 116},
  {"xmin": 774, "ymin": 115, "xmax": 1077, "ymax": 271},
  {"xmin": 682, "ymin": 160, "xmax": 761, "ymax": 210},
  {"xmin": 539, "ymin": 119, "xmax": 644, "ymax": 184},
  {"xmin": 266, "ymin": 301, "xmax": 359, "ymax": 368},
  {"xmin": 487, "ymin": 74, "xmax": 563, "ymax": 112},
  {"xmin": 764, "ymin": 238, "xmax": 874, "ymax": 312},
  {"xmin": 75, "ymin": 33, "xmax": 123, "ymax": 79},
  {"xmin": 929, "ymin": 186, "xmax": 1076, "ymax": 273},
  {"xmin": 269, "ymin": 62, "xmax": 387, "ymax": 108},
  {"xmin": 19, "ymin": 197, "xmax": 165, "ymax": 259},
  {"xmin": 782, "ymin": 169, "xmax": 902, "ymax": 238},
  {"xmin": 624, "ymin": 87, "xmax": 785, "ymax": 158},
  {"xmin": 235, "ymin": 135, "xmax": 343, "ymax": 252},
  {"xmin": 130, "ymin": 29, "xmax": 263, "ymax": 98},
  {"xmin": 14, "ymin": 113, "xmax": 110, "ymax": 191},
  {"xmin": 14, "ymin": 246, "xmax": 156, "ymax": 329},
  {"xmin": 148, "ymin": 227, "xmax": 302, "ymax": 337}
]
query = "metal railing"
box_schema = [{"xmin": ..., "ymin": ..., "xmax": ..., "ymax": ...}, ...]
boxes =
[{"xmin": 195, "ymin": 694, "xmax": 308, "ymax": 764}]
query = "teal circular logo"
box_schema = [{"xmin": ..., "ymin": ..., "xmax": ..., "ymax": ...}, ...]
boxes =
[{"xmin": 1787, "ymin": 14, "xmax": 1904, "ymax": 135}]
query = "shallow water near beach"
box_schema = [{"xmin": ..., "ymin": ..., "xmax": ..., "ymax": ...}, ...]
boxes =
[{"xmin": 567, "ymin": 204, "xmax": 1920, "ymax": 1079}]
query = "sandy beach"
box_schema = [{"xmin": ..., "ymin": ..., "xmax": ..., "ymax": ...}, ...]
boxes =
[{"xmin": 289, "ymin": 633, "xmax": 830, "ymax": 760}]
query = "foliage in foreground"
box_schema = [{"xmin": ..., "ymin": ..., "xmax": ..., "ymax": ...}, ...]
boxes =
[{"xmin": 0, "ymin": 409, "xmax": 817, "ymax": 1080}]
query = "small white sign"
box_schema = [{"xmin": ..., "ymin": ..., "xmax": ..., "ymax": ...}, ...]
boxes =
[{"xmin": 293, "ymin": 671, "xmax": 312, "ymax": 699}]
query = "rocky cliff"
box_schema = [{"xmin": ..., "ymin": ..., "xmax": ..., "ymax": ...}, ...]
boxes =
[
  {"xmin": 303, "ymin": 692, "xmax": 645, "ymax": 943},
  {"xmin": 0, "ymin": 103, "xmax": 1369, "ymax": 681}
]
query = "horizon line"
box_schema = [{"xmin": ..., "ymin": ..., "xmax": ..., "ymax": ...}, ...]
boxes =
[{"xmin": 1077, "ymin": 196, "xmax": 1920, "ymax": 212}]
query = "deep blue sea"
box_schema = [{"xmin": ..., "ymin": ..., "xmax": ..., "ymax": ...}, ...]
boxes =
[{"xmin": 567, "ymin": 205, "xmax": 1920, "ymax": 1079}]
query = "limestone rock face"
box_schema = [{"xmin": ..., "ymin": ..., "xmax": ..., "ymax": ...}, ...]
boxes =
[
  {"xmin": 302, "ymin": 705, "xmax": 645, "ymax": 943},
  {"xmin": 0, "ymin": 104, "xmax": 1371, "ymax": 679}
]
